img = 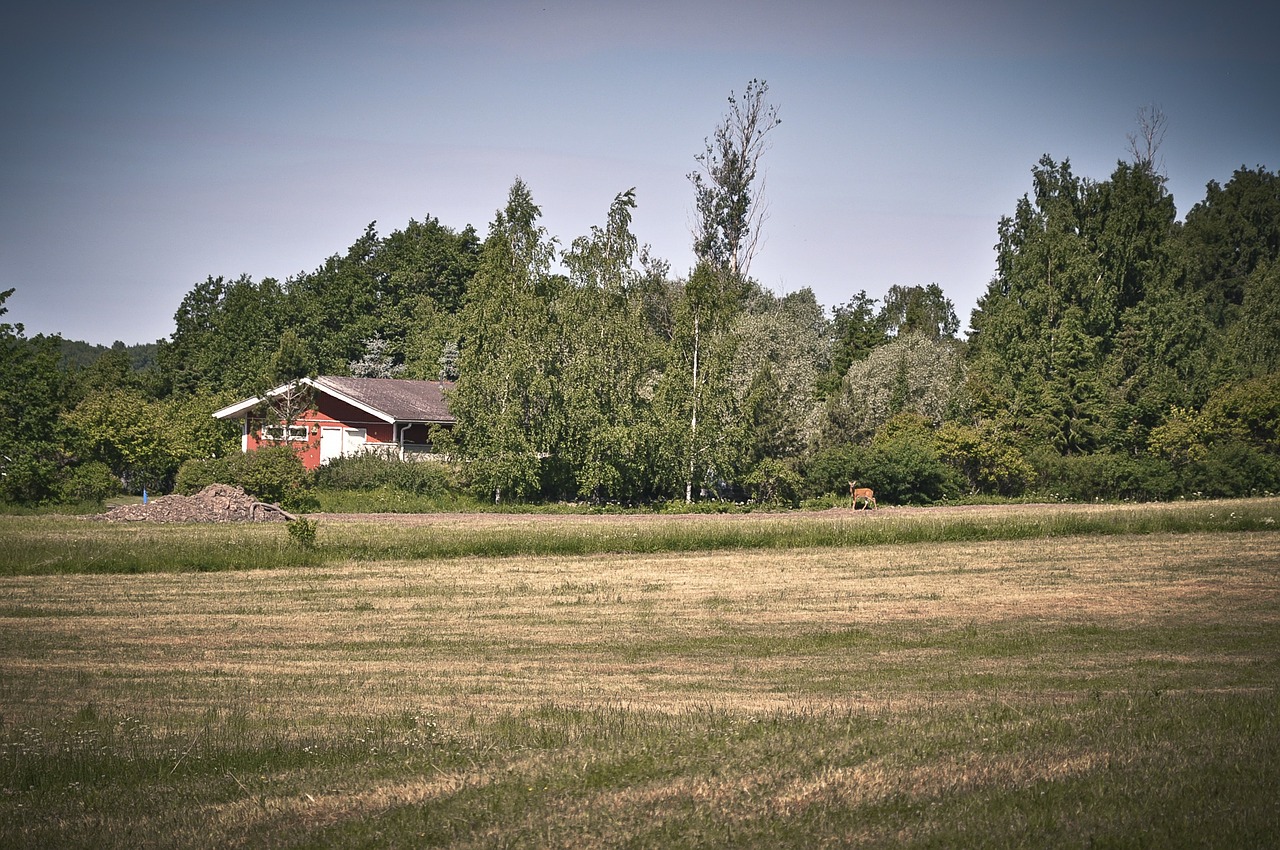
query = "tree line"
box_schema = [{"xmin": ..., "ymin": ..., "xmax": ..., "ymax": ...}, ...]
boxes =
[{"xmin": 3, "ymin": 85, "xmax": 1278, "ymax": 507}]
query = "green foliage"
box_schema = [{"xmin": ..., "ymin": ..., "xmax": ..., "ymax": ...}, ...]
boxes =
[
  {"xmin": 1182, "ymin": 441, "xmax": 1280, "ymax": 498},
  {"xmin": 313, "ymin": 487, "xmax": 480, "ymax": 514},
  {"xmin": 967, "ymin": 156, "xmax": 1175, "ymax": 453},
  {"xmin": 1029, "ymin": 450, "xmax": 1179, "ymax": 502},
  {"xmin": 59, "ymin": 461, "xmax": 120, "ymax": 503},
  {"xmin": 862, "ymin": 417, "xmax": 957, "ymax": 505},
  {"xmin": 935, "ymin": 422, "xmax": 1033, "ymax": 496},
  {"xmin": 60, "ymin": 389, "xmax": 239, "ymax": 494},
  {"xmin": 552, "ymin": 189, "xmax": 666, "ymax": 503},
  {"xmin": 1179, "ymin": 166, "xmax": 1280, "ymax": 330},
  {"xmin": 57, "ymin": 338, "xmax": 158, "ymax": 372},
  {"xmin": 731, "ymin": 289, "xmax": 826, "ymax": 464},
  {"xmin": 286, "ymin": 517, "xmax": 318, "ymax": 548},
  {"xmin": 61, "ymin": 390, "xmax": 174, "ymax": 493},
  {"xmin": 798, "ymin": 444, "xmax": 859, "ymax": 500},
  {"xmin": 450, "ymin": 180, "xmax": 560, "ymax": 503},
  {"xmin": 818, "ymin": 290, "xmax": 884, "ymax": 397},
  {"xmin": 1148, "ymin": 373, "xmax": 1280, "ymax": 482},
  {"xmin": 0, "ymin": 289, "xmax": 69, "ymax": 505},
  {"xmin": 176, "ymin": 446, "xmax": 317, "ymax": 511},
  {"xmin": 801, "ymin": 417, "xmax": 957, "ymax": 505},
  {"xmin": 312, "ymin": 454, "xmax": 453, "ymax": 496},
  {"xmin": 157, "ymin": 216, "xmax": 479, "ymax": 397},
  {"xmin": 402, "ymin": 296, "xmax": 460, "ymax": 381},
  {"xmin": 878, "ymin": 282, "xmax": 959, "ymax": 339},
  {"xmin": 741, "ymin": 457, "xmax": 802, "ymax": 506},
  {"xmin": 820, "ymin": 333, "xmax": 965, "ymax": 447},
  {"xmin": 158, "ymin": 274, "xmax": 285, "ymax": 396},
  {"xmin": 1204, "ymin": 371, "xmax": 1280, "ymax": 450}
]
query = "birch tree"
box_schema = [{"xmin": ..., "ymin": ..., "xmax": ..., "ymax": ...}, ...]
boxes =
[
  {"xmin": 451, "ymin": 179, "xmax": 559, "ymax": 502},
  {"xmin": 677, "ymin": 79, "xmax": 780, "ymax": 500}
]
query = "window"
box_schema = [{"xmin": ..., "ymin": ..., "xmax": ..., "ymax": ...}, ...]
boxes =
[{"xmin": 261, "ymin": 425, "xmax": 308, "ymax": 442}]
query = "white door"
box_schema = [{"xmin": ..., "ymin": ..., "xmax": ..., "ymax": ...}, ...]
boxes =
[
  {"xmin": 320, "ymin": 427, "xmax": 343, "ymax": 465},
  {"xmin": 343, "ymin": 428, "xmax": 367, "ymax": 456}
]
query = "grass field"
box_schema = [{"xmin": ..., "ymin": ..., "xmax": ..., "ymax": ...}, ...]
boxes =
[{"xmin": 2, "ymin": 501, "xmax": 1279, "ymax": 847}]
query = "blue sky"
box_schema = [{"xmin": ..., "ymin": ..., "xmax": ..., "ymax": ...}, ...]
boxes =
[{"xmin": 3, "ymin": 0, "xmax": 1277, "ymax": 346}]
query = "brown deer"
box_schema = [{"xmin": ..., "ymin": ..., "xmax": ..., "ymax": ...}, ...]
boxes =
[{"xmin": 848, "ymin": 480, "xmax": 876, "ymax": 510}]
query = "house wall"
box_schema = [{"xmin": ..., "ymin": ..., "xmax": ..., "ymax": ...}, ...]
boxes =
[{"xmin": 245, "ymin": 395, "xmax": 394, "ymax": 470}]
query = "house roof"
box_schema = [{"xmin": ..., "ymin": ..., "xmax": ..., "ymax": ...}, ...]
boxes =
[
  {"xmin": 315, "ymin": 376, "xmax": 453, "ymax": 423},
  {"xmin": 212, "ymin": 376, "xmax": 455, "ymax": 424}
]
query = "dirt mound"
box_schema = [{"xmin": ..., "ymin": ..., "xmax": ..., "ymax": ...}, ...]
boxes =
[{"xmin": 93, "ymin": 484, "xmax": 296, "ymax": 524}]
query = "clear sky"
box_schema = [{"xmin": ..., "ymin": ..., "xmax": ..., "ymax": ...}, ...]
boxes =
[{"xmin": 3, "ymin": 0, "xmax": 1277, "ymax": 346}]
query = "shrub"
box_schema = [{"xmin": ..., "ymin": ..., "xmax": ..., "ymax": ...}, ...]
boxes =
[
  {"xmin": 862, "ymin": 429, "xmax": 957, "ymax": 505},
  {"xmin": 935, "ymin": 422, "xmax": 1033, "ymax": 497},
  {"xmin": 286, "ymin": 517, "xmax": 318, "ymax": 548},
  {"xmin": 313, "ymin": 454, "xmax": 453, "ymax": 496},
  {"xmin": 742, "ymin": 458, "xmax": 802, "ymax": 507},
  {"xmin": 800, "ymin": 433, "xmax": 957, "ymax": 507},
  {"xmin": 1183, "ymin": 441, "xmax": 1280, "ymax": 498},
  {"xmin": 1030, "ymin": 451, "xmax": 1178, "ymax": 502},
  {"xmin": 59, "ymin": 461, "xmax": 120, "ymax": 503},
  {"xmin": 799, "ymin": 445, "xmax": 865, "ymax": 499},
  {"xmin": 176, "ymin": 447, "xmax": 317, "ymax": 511},
  {"xmin": 0, "ymin": 451, "xmax": 64, "ymax": 506}
]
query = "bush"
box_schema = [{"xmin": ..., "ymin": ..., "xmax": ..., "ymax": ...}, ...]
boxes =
[
  {"xmin": 0, "ymin": 450, "xmax": 64, "ymax": 506},
  {"xmin": 742, "ymin": 458, "xmax": 803, "ymax": 507},
  {"xmin": 59, "ymin": 461, "xmax": 120, "ymax": 503},
  {"xmin": 313, "ymin": 454, "xmax": 453, "ymax": 496},
  {"xmin": 286, "ymin": 517, "xmax": 318, "ymax": 548},
  {"xmin": 862, "ymin": 429, "xmax": 957, "ymax": 505},
  {"xmin": 799, "ymin": 445, "xmax": 864, "ymax": 499},
  {"xmin": 176, "ymin": 447, "xmax": 317, "ymax": 512},
  {"xmin": 935, "ymin": 422, "xmax": 1033, "ymax": 497},
  {"xmin": 1183, "ymin": 441, "xmax": 1280, "ymax": 498},
  {"xmin": 800, "ymin": 434, "xmax": 957, "ymax": 507},
  {"xmin": 1030, "ymin": 451, "xmax": 1178, "ymax": 502}
]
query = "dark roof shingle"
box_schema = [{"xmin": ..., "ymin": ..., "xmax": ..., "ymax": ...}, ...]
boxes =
[{"xmin": 316, "ymin": 376, "xmax": 454, "ymax": 423}]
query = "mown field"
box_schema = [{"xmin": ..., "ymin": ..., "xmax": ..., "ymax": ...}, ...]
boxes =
[{"xmin": 2, "ymin": 500, "xmax": 1278, "ymax": 848}]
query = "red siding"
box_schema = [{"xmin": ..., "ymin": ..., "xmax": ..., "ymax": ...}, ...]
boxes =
[{"xmin": 245, "ymin": 395, "xmax": 395, "ymax": 471}]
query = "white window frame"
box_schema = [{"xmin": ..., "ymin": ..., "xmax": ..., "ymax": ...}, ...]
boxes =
[{"xmin": 260, "ymin": 424, "xmax": 309, "ymax": 442}]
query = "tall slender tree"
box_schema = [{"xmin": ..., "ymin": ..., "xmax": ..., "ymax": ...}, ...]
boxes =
[
  {"xmin": 451, "ymin": 179, "xmax": 560, "ymax": 502},
  {"xmin": 676, "ymin": 80, "xmax": 780, "ymax": 500}
]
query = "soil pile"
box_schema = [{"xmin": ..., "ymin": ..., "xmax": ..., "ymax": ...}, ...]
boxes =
[{"xmin": 93, "ymin": 484, "xmax": 295, "ymax": 523}]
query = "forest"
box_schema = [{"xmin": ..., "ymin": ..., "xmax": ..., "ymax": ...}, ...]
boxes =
[{"xmin": 2, "ymin": 84, "xmax": 1278, "ymax": 509}]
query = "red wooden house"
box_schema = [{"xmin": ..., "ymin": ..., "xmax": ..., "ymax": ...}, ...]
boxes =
[{"xmin": 212, "ymin": 376, "xmax": 455, "ymax": 470}]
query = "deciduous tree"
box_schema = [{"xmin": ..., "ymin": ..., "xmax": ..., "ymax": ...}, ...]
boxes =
[{"xmin": 451, "ymin": 179, "xmax": 560, "ymax": 502}]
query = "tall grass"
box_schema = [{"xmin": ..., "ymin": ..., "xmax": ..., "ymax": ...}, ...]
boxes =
[
  {"xmin": 0, "ymin": 519, "xmax": 319, "ymax": 575},
  {"xmin": 2, "ymin": 498, "xmax": 1277, "ymax": 574}
]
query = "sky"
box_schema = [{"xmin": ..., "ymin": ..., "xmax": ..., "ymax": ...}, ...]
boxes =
[{"xmin": 3, "ymin": 1, "xmax": 1277, "ymax": 347}]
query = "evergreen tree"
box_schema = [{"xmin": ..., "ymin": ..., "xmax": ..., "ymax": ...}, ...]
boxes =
[{"xmin": 818, "ymin": 291, "xmax": 883, "ymax": 398}]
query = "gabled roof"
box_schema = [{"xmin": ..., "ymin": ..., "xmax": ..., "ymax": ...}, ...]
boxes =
[{"xmin": 212, "ymin": 377, "xmax": 455, "ymax": 424}]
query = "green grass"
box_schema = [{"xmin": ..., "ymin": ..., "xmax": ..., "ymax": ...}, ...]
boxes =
[
  {"xmin": 3, "ymin": 694, "xmax": 1276, "ymax": 848},
  {"xmin": 2, "ymin": 498, "xmax": 1278, "ymax": 575}
]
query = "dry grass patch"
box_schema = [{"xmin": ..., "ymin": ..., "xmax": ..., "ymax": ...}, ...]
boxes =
[
  {"xmin": 3, "ymin": 531, "xmax": 1276, "ymax": 725},
  {"xmin": 2, "ymin": 524, "xmax": 1278, "ymax": 848}
]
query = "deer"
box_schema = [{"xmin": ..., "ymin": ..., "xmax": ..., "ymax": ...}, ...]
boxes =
[{"xmin": 848, "ymin": 480, "xmax": 876, "ymax": 510}]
